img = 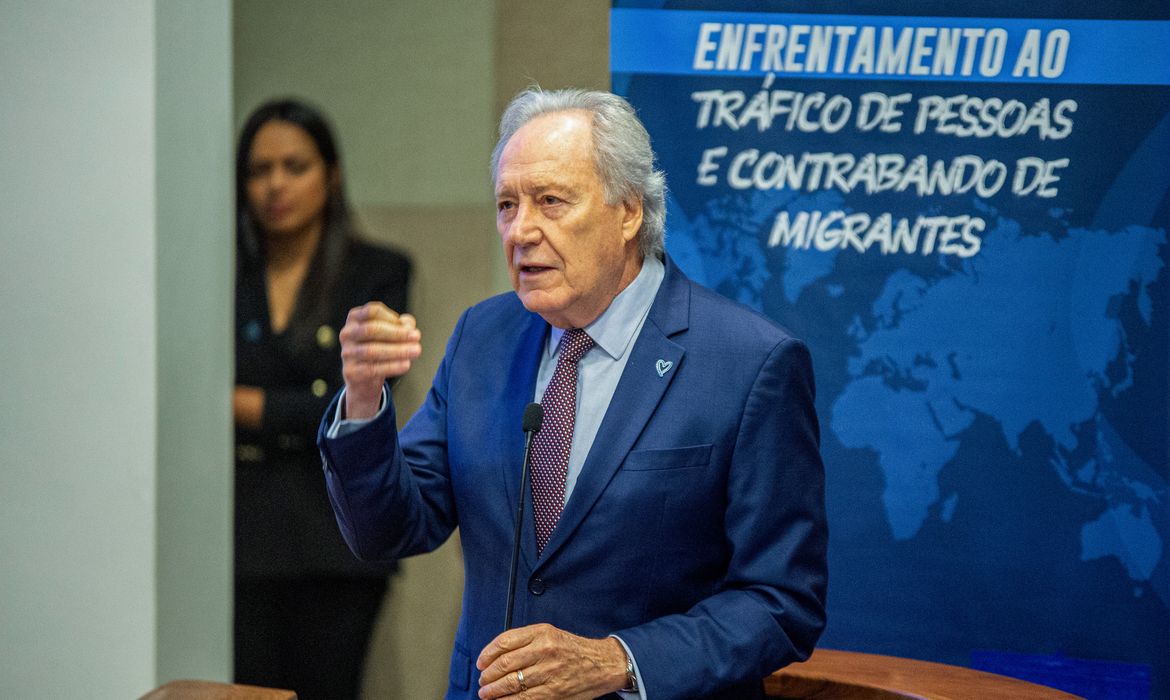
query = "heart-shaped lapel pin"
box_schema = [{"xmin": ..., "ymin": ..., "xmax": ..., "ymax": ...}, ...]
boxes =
[{"xmin": 655, "ymin": 359, "xmax": 673, "ymax": 377}]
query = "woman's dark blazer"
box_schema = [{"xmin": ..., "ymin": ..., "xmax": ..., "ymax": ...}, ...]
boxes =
[{"xmin": 234, "ymin": 239, "xmax": 411, "ymax": 578}]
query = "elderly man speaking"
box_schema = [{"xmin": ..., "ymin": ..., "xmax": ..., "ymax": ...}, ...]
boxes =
[{"xmin": 319, "ymin": 88, "xmax": 827, "ymax": 700}]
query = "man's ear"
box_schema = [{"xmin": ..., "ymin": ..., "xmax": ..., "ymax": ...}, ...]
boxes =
[{"xmin": 620, "ymin": 197, "xmax": 644, "ymax": 243}]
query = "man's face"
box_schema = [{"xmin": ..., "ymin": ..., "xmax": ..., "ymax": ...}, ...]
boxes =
[{"xmin": 495, "ymin": 110, "xmax": 643, "ymax": 329}]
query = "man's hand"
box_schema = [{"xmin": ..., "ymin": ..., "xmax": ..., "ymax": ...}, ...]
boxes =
[
  {"xmin": 476, "ymin": 623, "xmax": 628, "ymax": 699},
  {"xmin": 339, "ymin": 302, "xmax": 422, "ymax": 420}
]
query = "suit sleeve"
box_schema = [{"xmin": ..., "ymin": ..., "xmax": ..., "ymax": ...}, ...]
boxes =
[
  {"xmin": 614, "ymin": 338, "xmax": 828, "ymax": 699},
  {"xmin": 316, "ymin": 305, "xmax": 464, "ymax": 564}
]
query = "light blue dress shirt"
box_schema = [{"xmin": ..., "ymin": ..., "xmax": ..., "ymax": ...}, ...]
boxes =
[{"xmin": 535, "ymin": 255, "xmax": 664, "ymax": 505}]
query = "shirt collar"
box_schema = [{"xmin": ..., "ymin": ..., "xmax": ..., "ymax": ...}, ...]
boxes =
[{"xmin": 547, "ymin": 255, "xmax": 666, "ymax": 362}]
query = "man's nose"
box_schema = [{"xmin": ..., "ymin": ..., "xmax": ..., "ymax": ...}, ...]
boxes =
[{"xmin": 508, "ymin": 202, "xmax": 542, "ymax": 246}]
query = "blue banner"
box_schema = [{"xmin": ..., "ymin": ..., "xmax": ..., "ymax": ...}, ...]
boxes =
[
  {"xmin": 613, "ymin": 10, "xmax": 1170, "ymax": 85},
  {"xmin": 615, "ymin": 2, "xmax": 1169, "ymax": 697}
]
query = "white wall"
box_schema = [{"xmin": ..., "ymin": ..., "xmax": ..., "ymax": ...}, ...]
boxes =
[
  {"xmin": 0, "ymin": 2, "xmax": 232, "ymax": 696},
  {"xmin": 155, "ymin": 0, "xmax": 234, "ymax": 686}
]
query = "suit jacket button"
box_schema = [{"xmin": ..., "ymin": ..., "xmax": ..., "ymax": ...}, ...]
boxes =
[
  {"xmin": 529, "ymin": 578, "xmax": 545, "ymax": 595},
  {"xmin": 316, "ymin": 324, "xmax": 336, "ymax": 349}
]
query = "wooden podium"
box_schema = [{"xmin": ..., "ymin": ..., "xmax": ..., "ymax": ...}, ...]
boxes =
[
  {"xmin": 765, "ymin": 648, "xmax": 1083, "ymax": 699},
  {"xmin": 140, "ymin": 680, "xmax": 296, "ymax": 700}
]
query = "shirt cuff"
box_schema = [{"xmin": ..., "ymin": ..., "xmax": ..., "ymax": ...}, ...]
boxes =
[
  {"xmin": 325, "ymin": 386, "xmax": 388, "ymax": 439},
  {"xmin": 609, "ymin": 635, "xmax": 647, "ymax": 700}
]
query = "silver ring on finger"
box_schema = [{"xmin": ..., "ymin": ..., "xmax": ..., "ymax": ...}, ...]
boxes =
[{"xmin": 516, "ymin": 669, "xmax": 528, "ymax": 692}]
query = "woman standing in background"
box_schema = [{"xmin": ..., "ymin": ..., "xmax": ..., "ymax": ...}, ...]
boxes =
[{"xmin": 233, "ymin": 98, "xmax": 410, "ymax": 699}]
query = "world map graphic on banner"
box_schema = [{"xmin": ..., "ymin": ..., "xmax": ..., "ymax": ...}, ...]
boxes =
[{"xmin": 614, "ymin": 2, "xmax": 1170, "ymax": 696}]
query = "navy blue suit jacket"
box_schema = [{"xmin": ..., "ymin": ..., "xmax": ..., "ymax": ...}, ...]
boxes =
[{"xmin": 318, "ymin": 257, "xmax": 827, "ymax": 699}]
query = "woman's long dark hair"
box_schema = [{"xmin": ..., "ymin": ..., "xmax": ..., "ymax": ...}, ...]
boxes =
[{"xmin": 235, "ymin": 98, "xmax": 353, "ymax": 338}]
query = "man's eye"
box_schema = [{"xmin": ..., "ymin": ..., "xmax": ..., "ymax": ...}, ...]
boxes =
[
  {"xmin": 542, "ymin": 195, "xmax": 562, "ymax": 205},
  {"xmin": 497, "ymin": 201, "xmax": 515, "ymax": 212}
]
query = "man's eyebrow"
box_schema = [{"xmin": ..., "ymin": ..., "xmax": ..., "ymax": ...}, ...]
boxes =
[
  {"xmin": 530, "ymin": 178, "xmax": 581, "ymax": 195},
  {"xmin": 496, "ymin": 179, "xmax": 580, "ymax": 197}
]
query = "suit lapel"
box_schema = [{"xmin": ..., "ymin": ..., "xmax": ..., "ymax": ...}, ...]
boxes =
[
  {"xmin": 537, "ymin": 258, "xmax": 691, "ymax": 566},
  {"xmin": 499, "ymin": 312, "xmax": 548, "ymax": 570}
]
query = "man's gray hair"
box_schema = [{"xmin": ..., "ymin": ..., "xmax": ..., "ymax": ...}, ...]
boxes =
[{"xmin": 491, "ymin": 87, "xmax": 667, "ymax": 259}]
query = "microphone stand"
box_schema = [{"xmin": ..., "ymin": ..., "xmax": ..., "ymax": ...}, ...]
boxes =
[{"xmin": 505, "ymin": 404, "xmax": 542, "ymax": 629}]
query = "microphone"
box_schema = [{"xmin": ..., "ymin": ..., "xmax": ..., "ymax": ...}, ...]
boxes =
[{"xmin": 505, "ymin": 402, "xmax": 543, "ymax": 630}]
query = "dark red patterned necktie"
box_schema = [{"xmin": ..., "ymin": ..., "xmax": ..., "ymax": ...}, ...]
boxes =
[{"xmin": 530, "ymin": 328, "xmax": 594, "ymax": 554}]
